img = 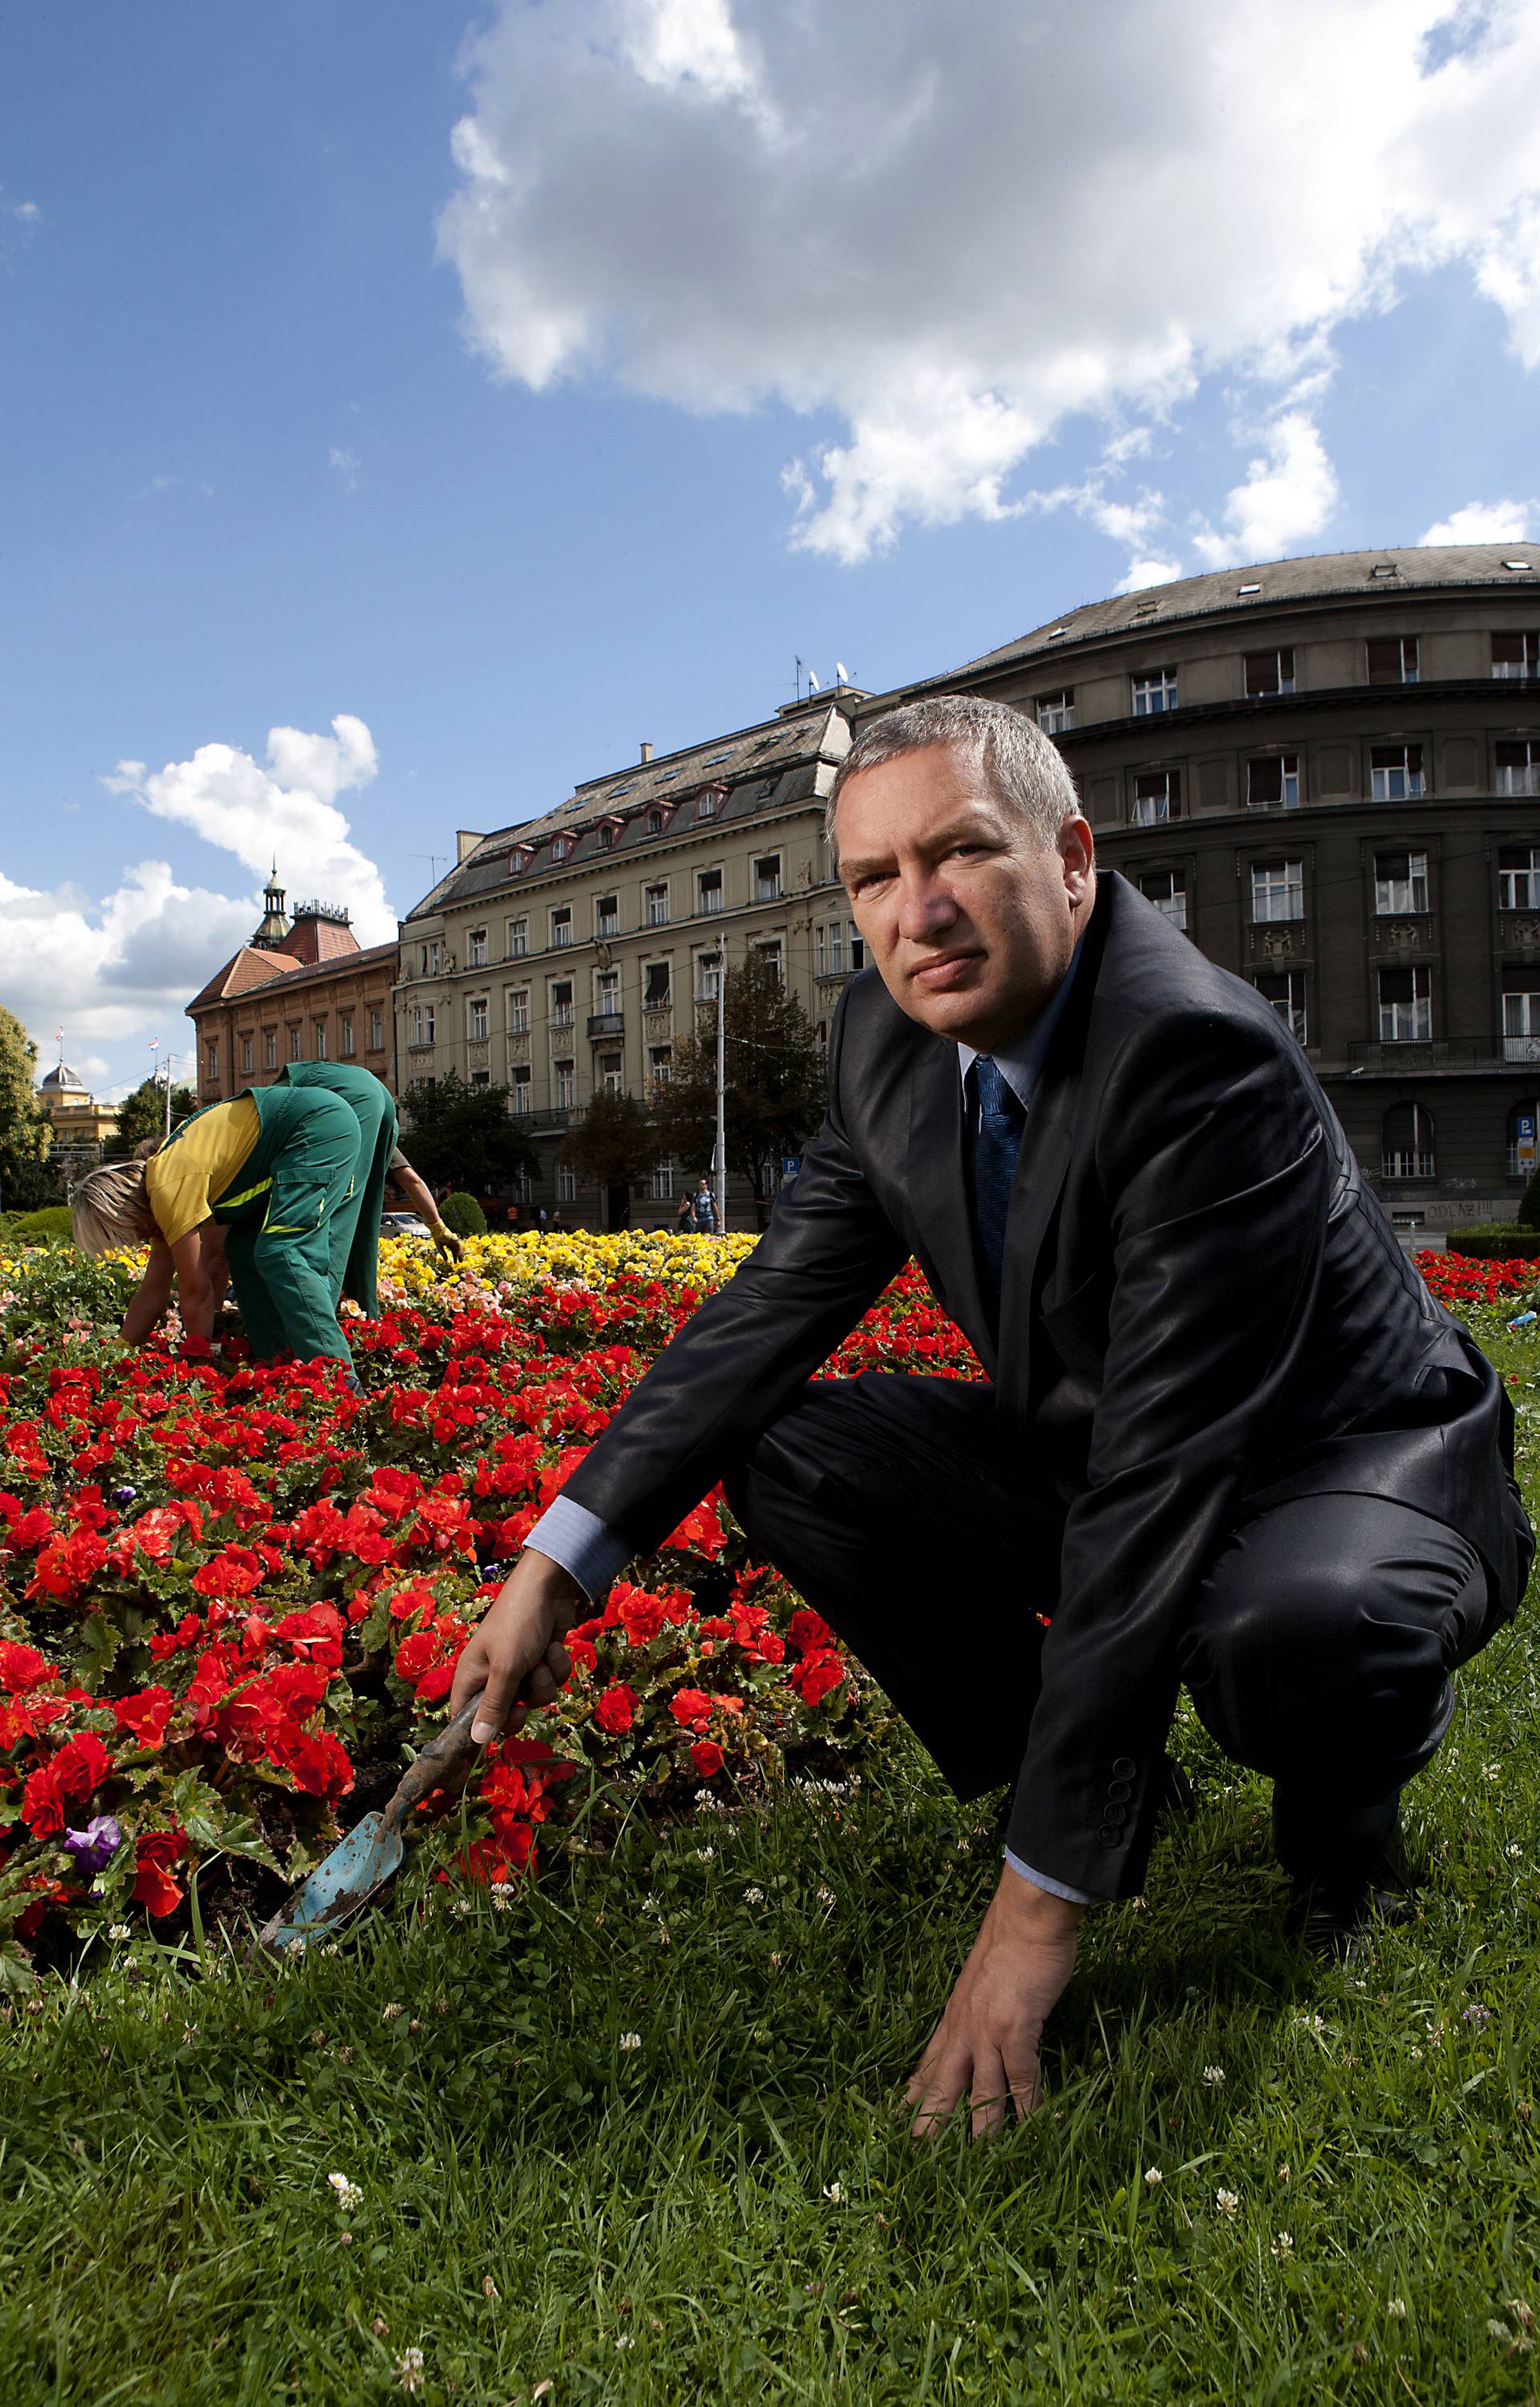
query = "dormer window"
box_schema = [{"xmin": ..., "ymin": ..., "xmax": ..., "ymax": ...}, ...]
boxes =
[
  {"xmin": 551, "ymin": 836, "xmax": 573, "ymax": 863},
  {"xmin": 696, "ymin": 784, "xmax": 727, "ymax": 820},
  {"xmin": 647, "ymin": 808, "xmax": 666, "ymax": 834},
  {"xmin": 509, "ymin": 844, "xmax": 533, "ymax": 872}
]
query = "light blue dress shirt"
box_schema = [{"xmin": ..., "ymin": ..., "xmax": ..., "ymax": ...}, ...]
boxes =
[{"xmin": 525, "ymin": 941, "xmax": 1092, "ymax": 1905}]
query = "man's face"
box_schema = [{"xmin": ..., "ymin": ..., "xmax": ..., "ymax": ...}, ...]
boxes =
[{"xmin": 836, "ymin": 743, "xmax": 1096, "ymax": 1052}]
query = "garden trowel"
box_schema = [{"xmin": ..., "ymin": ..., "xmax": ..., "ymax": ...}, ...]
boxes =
[{"xmin": 255, "ymin": 1691, "xmax": 484, "ymax": 1954}]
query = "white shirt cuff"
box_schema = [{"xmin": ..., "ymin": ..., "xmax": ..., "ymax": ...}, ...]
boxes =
[
  {"xmin": 525, "ymin": 1493, "xmax": 631, "ymax": 1601},
  {"xmin": 1003, "ymin": 1845, "xmax": 1094, "ymax": 1906}
]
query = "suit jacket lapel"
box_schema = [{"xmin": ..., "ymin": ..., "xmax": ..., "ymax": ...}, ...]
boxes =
[{"xmin": 907, "ymin": 1037, "xmax": 996, "ymax": 1377}]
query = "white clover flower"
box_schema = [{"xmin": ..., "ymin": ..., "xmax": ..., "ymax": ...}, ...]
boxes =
[
  {"xmin": 744, "ymin": 1886, "xmax": 765, "ymax": 1905},
  {"xmin": 382, "ymin": 2003, "xmax": 403, "ymax": 2021},
  {"xmin": 1271, "ymin": 2232, "xmax": 1294, "ymax": 2262},
  {"xmin": 1144, "ymin": 2166, "xmax": 1163, "ymax": 2187},
  {"xmin": 816, "ymin": 1885, "xmax": 837, "ymax": 1906},
  {"xmin": 1215, "ymin": 2187, "xmax": 1239, "ymax": 2218},
  {"xmin": 328, "ymin": 2173, "xmax": 363, "ymax": 2212},
  {"xmin": 618, "ymin": 2032, "xmax": 642, "ymax": 2052},
  {"xmin": 107, "ymin": 1923, "xmax": 132, "ymax": 1942},
  {"xmin": 395, "ymin": 2345, "xmax": 426, "ymax": 2392},
  {"xmin": 1388, "ymin": 2298, "xmax": 1407, "ymax": 2320},
  {"xmin": 1202, "ymin": 2064, "xmax": 1226, "ymax": 2087},
  {"xmin": 491, "ymin": 1882, "xmax": 515, "ymax": 1910},
  {"xmin": 1488, "ymin": 2320, "xmax": 1512, "ymax": 2342},
  {"xmin": 824, "ymin": 2182, "xmax": 844, "ymax": 2203}
]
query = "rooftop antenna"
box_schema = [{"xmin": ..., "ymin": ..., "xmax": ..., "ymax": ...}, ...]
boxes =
[
  {"xmin": 411, "ymin": 852, "xmax": 448, "ymax": 886},
  {"xmin": 793, "ymin": 655, "xmax": 804, "ymax": 702}
]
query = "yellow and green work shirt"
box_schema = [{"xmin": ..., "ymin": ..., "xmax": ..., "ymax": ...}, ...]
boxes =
[{"xmin": 143, "ymin": 1095, "xmax": 262, "ymax": 1245}]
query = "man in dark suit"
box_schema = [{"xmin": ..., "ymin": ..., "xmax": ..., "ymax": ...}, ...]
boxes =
[{"xmin": 452, "ymin": 695, "xmax": 1531, "ymax": 2135}]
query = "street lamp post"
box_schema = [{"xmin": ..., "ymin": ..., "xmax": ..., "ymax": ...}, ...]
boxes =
[{"xmin": 713, "ymin": 945, "xmax": 727, "ymax": 1236}]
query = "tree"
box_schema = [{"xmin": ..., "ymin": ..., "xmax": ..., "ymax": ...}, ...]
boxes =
[
  {"xmin": 103, "ymin": 1075, "xmax": 199, "ymax": 1159},
  {"xmin": 397, "ymin": 1073, "xmax": 538, "ymax": 1196},
  {"xmin": 561, "ymin": 1090, "xmax": 663, "ymax": 1228},
  {"xmin": 0, "ymin": 1007, "xmax": 61, "ymax": 1212},
  {"xmin": 651, "ymin": 951, "xmax": 826, "ymax": 1225}
]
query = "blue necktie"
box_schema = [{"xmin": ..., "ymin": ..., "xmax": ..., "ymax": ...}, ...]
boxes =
[{"xmin": 970, "ymin": 1055, "xmax": 1027, "ymax": 1305}]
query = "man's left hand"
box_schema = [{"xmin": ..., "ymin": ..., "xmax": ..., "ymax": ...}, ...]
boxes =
[{"xmin": 906, "ymin": 1869, "xmax": 1083, "ymax": 2138}]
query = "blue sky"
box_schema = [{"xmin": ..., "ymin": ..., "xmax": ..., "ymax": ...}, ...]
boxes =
[{"xmin": 2, "ymin": 0, "xmax": 1538, "ymax": 1096}]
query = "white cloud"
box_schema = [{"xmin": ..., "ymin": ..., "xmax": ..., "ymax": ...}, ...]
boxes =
[
  {"xmin": 0, "ymin": 718, "xmax": 394, "ymax": 1098},
  {"xmin": 1116, "ymin": 558, "xmax": 1185, "ymax": 595},
  {"xmin": 329, "ymin": 444, "xmax": 361, "ymax": 493},
  {"xmin": 1420, "ymin": 497, "xmax": 1537, "ymax": 542},
  {"xmin": 1192, "ymin": 412, "xmax": 1342, "ymax": 568},
  {"xmin": 105, "ymin": 714, "xmax": 393, "ymax": 941},
  {"xmin": 12, "ymin": 200, "xmax": 39, "ymax": 224},
  {"xmin": 438, "ymin": 0, "xmax": 1540, "ymax": 562}
]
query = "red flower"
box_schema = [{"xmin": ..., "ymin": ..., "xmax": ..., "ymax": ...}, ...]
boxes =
[
  {"xmin": 114, "ymin": 1687, "xmax": 174, "ymax": 1749},
  {"xmin": 51, "ymin": 1731, "xmax": 114, "ymax": 1800},
  {"xmin": 594, "ymin": 1682, "xmax": 638, "ymax": 1735},
  {"xmin": 614, "ymin": 1585, "xmax": 668, "ymax": 1648},
  {"xmin": 0, "ymin": 1641, "xmax": 54, "ymax": 1695},
  {"xmin": 668, "ymin": 1687, "xmax": 715, "ymax": 1733},
  {"xmin": 690, "ymin": 1739, "xmax": 725, "ymax": 1778},
  {"xmin": 132, "ymin": 1827, "xmax": 188, "ymax": 1918},
  {"xmin": 21, "ymin": 1764, "xmax": 66, "ymax": 1837},
  {"xmin": 788, "ymin": 1649, "xmax": 846, "ymax": 1708}
]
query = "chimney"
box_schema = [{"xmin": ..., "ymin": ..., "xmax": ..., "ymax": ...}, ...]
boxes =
[
  {"xmin": 456, "ymin": 829, "xmax": 485, "ymax": 865},
  {"xmin": 640, "ymin": 741, "xmax": 652, "ymax": 764}
]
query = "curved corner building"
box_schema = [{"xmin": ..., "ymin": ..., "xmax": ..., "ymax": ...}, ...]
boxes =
[{"xmin": 880, "ymin": 544, "xmax": 1540, "ymax": 1240}]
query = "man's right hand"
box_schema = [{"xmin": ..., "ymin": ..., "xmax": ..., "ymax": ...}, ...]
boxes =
[{"xmin": 448, "ymin": 1549, "xmax": 586, "ymax": 1744}]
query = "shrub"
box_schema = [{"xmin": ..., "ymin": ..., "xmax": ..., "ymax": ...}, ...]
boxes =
[
  {"xmin": 440, "ymin": 1191, "xmax": 488, "ymax": 1237},
  {"xmin": 8, "ymin": 1208, "xmax": 73, "ymax": 1245},
  {"xmin": 1443, "ymin": 1224, "xmax": 1540, "ymax": 1259}
]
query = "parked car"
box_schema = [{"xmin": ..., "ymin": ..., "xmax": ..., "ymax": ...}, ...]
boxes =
[{"xmin": 379, "ymin": 1211, "xmax": 434, "ymax": 1240}]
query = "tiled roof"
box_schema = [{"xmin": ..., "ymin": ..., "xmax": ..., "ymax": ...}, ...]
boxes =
[
  {"xmin": 910, "ymin": 544, "xmax": 1540, "ymax": 688},
  {"xmin": 186, "ymin": 940, "xmax": 396, "ymax": 1015}
]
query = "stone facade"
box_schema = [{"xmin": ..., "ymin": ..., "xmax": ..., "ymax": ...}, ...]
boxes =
[
  {"xmin": 868, "ymin": 543, "xmax": 1540, "ymax": 1236},
  {"xmin": 395, "ymin": 694, "xmax": 861, "ymax": 1222},
  {"xmin": 34, "ymin": 1063, "xmax": 118, "ymax": 1183}
]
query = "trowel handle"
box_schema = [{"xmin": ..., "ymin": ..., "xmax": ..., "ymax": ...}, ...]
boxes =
[{"xmin": 381, "ymin": 1691, "xmax": 485, "ymax": 1833}]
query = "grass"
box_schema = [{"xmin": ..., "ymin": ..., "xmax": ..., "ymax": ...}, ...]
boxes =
[{"xmin": 2, "ymin": 1323, "xmax": 1539, "ymax": 2405}]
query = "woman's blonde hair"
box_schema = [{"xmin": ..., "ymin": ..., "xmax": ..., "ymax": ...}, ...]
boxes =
[{"xmin": 71, "ymin": 1159, "xmax": 156, "ymax": 1256}]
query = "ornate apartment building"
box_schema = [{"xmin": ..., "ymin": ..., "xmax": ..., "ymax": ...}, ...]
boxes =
[
  {"xmin": 395, "ymin": 693, "xmax": 866, "ymax": 1213},
  {"xmin": 871, "ymin": 544, "xmax": 1540, "ymax": 1237}
]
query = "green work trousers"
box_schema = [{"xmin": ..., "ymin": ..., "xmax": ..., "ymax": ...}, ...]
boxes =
[{"xmin": 217, "ymin": 1065, "xmax": 396, "ymax": 1369}]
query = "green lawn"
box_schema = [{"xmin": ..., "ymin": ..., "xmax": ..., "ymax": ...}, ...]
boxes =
[{"xmin": 3, "ymin": 1319, "xmax": 1538, "ymax": 2405}]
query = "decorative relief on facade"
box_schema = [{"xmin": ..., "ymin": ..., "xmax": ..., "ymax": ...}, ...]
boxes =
[
  {"xmin": 1502, "ymin": 915, "xmax": 1540, "ymax": 952},
  {"xmin": 505, "ymin": 1032, "xmax": 530, "ymax": 1065},
  {"xmin": 466, "ymin": 1041, "xmax": 491, "ymax": 1071},
  {"xmin": 1246, "ymin": 923, "xmax": 1303, "ymax": 964},
  {"xmin": 1376, "ymin": 918, "xmax": 1433, "ymax": 954},
  {"xmin": 642, "ymin": 1008, "xmax": 674, "ymax": 1037},
  {"xmin": 816, "ymin": 973, "xmax": 854, "ymax": 1005}
]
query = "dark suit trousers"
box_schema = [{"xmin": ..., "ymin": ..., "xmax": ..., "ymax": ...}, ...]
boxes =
[{"xmin": 723, "ymin": 1372, "xmax": 1498, "ymax": 1858}]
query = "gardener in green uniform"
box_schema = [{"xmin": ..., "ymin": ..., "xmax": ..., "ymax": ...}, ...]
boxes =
[{"xmin": 71, "ymin": 1062, "xmax": 397, "ymax": 1383}]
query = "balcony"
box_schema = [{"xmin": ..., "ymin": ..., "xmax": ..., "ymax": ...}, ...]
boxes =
[
  {"xmin": 1341, "ymin": 1039, "xmax": 1519, "ymax": 1074},
  {"xmin": 588, "ymin": 1010, "xmax": 625, "ymax": 1040}
]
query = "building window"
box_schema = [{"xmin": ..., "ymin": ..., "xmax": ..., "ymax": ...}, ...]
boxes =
[
  {"xmin": 1493, "ymin": 631, "xmax": 1540, "ymax": 678},
  {"xmin": 265, "ymin": 1031, "xmax": 278, "ymax": 1070},
  {"xmin": 1496, "ymin": 740, "xmax": 1540, "ymax": 797},
  {"xmin": 420, "ymin": 940, "xmax": 442, "ymax": 976},
  {"xmin": 1250, "ymin": 860, "xmax": 1304, "ymax": 923},
  {"xmin": 598, "ymin": 822, "xmax": 617, "ymax": 850},
  {"xmin": 1243, "ymin": 647, "xmax": 1295, "ymax": 697},
  {"xmin": 1379, "ymin": 965, "xmax": 1433, "ymax": 1043},
  {"xmin": 1247, "ymin": 754, "xmax": 1300, "ymax": 810},
  {"xmin": 649, "ymin": 1044, "xmax": 673, "ymax": 1085},
  {"xmin": 1131, "ymin": 668, "xmax": 1179, "ymax": 716},
  {"xmin": 1371, "ymin": 743, "xmax": 1424, "ymax": 801},
  {"xmin": 1507, "ymin": 1098, "xmax": 1539, "ymax": 1175},
  {"xmin": 643, "ymin": 961, "xmax": 672, "ymax": 1008},
  {"xmin": 1382, "ymin": 1102, "xmax": 1435, "ymax": 1179},
  {"xmin": 557, "ymin": 1163, "xmax": 579, "ymax": 1202},
  {"xmin": 1503, "ymin": 989, "xmax": 1540, "ymax": 1060},
  {"xmin": 368, "ymin": 1009, "xmax": 383, "ymax": 1051},
  {"xmin": 596, "ymin": 896, "xmax": 619, "ymax": 938},
  {"xmin": 598, "ymin": 1052, "xmax": 623, "ymax": 1096},
  {"xmin": 696, "ymin": 952, "xmax": 721, "ymax": 1003},
  {"xmin": 550, "ymin": 907, "xmax": 573, "ymax": 948},
  {"xmin": 1253, "ymin": 970, "xmax": 1308, "ymax": 1045},
  {"xmin": 696, "ymin": 787, "xmax": 722, "ymax": 820},
  {"xmin": 827, "ymin": 921, "xmax": 846, "ymax": 975},
  {"xmin": 509, "ymin": 988, "xmax": 530, "ymax": 1033},
  {"xmin": 206, "ymin": 1038, "xmax": 219, "ymax": 1081},
  {"xmin": 468, "ymin": 998, "xmax": 489, "ymax": 1041},
  {"xmin": 240, "ymin": 1034, "xmax": 253, "ymax": 1074},
  {"xmin": 471, "ymin": 1069, "xmax": 490, "ymax": 1088},
  {"xmin": 551, "ymin": 836, "xmax": 573, "ymax": 863},
  {"xmin": 1499, "ymin": 845, "xmax": 1540, "ymax": 909},
  {"xmin": 511, "ymin": 1065, "xmax": 532, "ymax": 1113},
  {"xmin": 551, "ymin": 981, "xmax": 574, "ymax": 1029},
  {"xmin": 314, "ymin": 1021, "xmax": 328, "ymax": 1060},
  {"xmin": 1137, "ymin": 867, "xmax": 1187, "ymax": 930},
  {"xmin": 468, "ymin": 928, "xmax": 488, "ymax": 968},
  {"xmin": 646, "ymin": 881, "xmax": 670, "ymax": 927},
  {"xmin": 647, "ymin": 809, "xmax": 665, "ymax": 834},
  {"xmin": 650, "ymin": 1157, "xmax": 676, "ymax": 1201},
  {"xmin": 1131, "ymin": 769, "xmax": 1181, "ymax": 826},
  {"xmin": 1366, "ymin": 636, "xmax": 1419, "ymax": 684},
  {"xmin": 507, "ymin": 917, "xmax": 529, "ymax": 958},
  {"xmin": 509, "ymin": 845, "xmax": 533, "ymax": 873},
  {"xmin": 595, "ymin": 969, "xmax": 619, "ymax": 1016},
  {"xmin": 554, "ymin": 1058, "xmax": 575, "ymax": 1110},
  {"xmin": 289, "ymin": 1024, "xmax": 303, "ymax": 1061},
  {"xmin": 1035, "ymin": 691, "xmax": 1076, "ymax": 734},
  {"xmin": 340, "ymin": 1016, "xmax": 355, "ymax": 1058},
  {"xmin": 756, "ymin": 939, "xmax": 784, "ymax": 982},
  {"xmin": 1374, "ymin": 850, "xmax": 1429, "ymax": 915},
  {"xmin": 697, "ymin": 868, "xmax": 723, "ymax": 915},
  {"xmin": 754, "ymin": 854, "xmax": 782, "ymax": 903},
  {"xmin": 850, "ymin": 926, "xmax": 866, "ymax": 971}
]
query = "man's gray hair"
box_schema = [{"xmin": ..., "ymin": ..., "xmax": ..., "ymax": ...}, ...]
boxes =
[{"xmin": 825, "ymin": 693, "xmax": 1080, "ymax": 861}]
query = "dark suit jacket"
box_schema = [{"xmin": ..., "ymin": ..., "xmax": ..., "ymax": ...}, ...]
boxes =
[{"xmin": 564, "ymin": 872, "xmax": 1531, "ymax": 1894}]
